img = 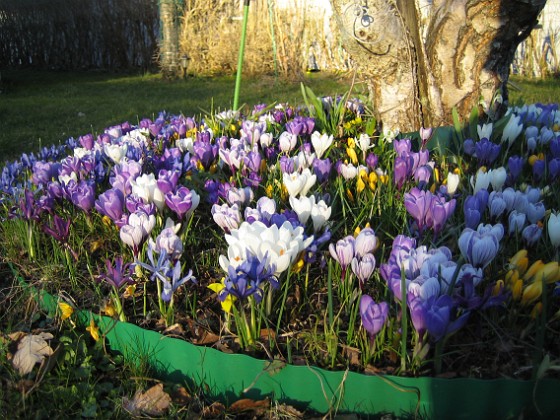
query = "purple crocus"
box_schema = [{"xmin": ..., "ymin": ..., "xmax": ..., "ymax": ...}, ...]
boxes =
[
  {"xmin": 95, "ymin": 188, "xmax": 125, "ymax": 224},
  {"xmin": 97, "ymin": 257, "xmax": 134, "ymax": 289},
  {"xmin": 359, "ymin": 294, "xmax": 389, "ymax": 339},
  {"xmin": 69, "ymin": 180, "xmax": 96, "ymax": 213},
  {"xmin": 165, "ymin": 186, "xmax": 200, "ymax": 220},
  {"xmin": 312, "ymin": 158, "xmax": 332, "ymax": 184}
]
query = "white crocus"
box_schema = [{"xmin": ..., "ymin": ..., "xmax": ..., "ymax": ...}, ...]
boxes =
[
  {"xmin": 130, "ymin": 173, "xmax": 165, "ymax": 209},
  {"xmin": 471, "ymin": 168, "xmax": 491, "ymax": 194},
  {"xmin": 73, "ymin": 147, "xmax": 91, "ymax": 159},
  {"xmin": 310, "ymin": 131, "xmax": 333, "ymax": 159},
  {"xmin": 104, "ymin": 143, "xmax": 128, "ymax": 164},
  {"xmin": 339, "ymin": 162, "xmax": 358, "ymax": 180},
  {"xmin": 548, "ymin": 212, "xmax": 560, "ymax": 248},
  {"xmin": 446, "ymin": 172, "xmax": 460, "ymax": 195},
  {"xmin": 311, "ymin": 199, "xmax": 331, "ymax": 232},
  {"xmin": 177, "ymin": 137, "xmax": 194, "ymax": 154},
  {"xmin": 477, "ymin": 123, "xmax": 493, "ymax": 140},
  {"xmin": 58, "ymin": 171, "xmax": 78, "ymax": 186},
  {"xmin": 490, "ymin": 167, "xmax": 507, "ymax": 191},
  {"xmin": 356, "ymin": 133, "xmax": 373, "ymax": 153},
  {"xmin": 501, "ymin": 114, "xmax": 523, "ymax": 147},
  {"xmin": 219, "ymin": 221, "xmax": 313, "ymax": 276},
  {"xmin": 289, "ymin": 195, "xmax": 314, "ymax": 225},
  {"xmin": 279, "ymin": 131, "xmax": 297, "ymax": 152},
  {"xmin": 282, "ymin": 168, "xmax": 317, "ymax": 197}
]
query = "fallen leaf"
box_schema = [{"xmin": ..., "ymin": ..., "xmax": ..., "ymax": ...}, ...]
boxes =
[
  {"xmin": 229, "ymin": 398, "xmax": 270, "ymax": 415},
  {"xmin": 163, "ymin": 323, "xmax": 184, "ymax": 336},
  {"xmin": 11, "ymin": 332, "xmax": 54, "ymax": 375},
  {"xmin": 171, "ymin": 385, "xmax": 192, "ymax": 406},
  {"xmin": 201, "ymin": 401, "xmax": 225, "ymax": 418},
  {"xmin": 122, "ymin": 383, "xmax": 171, "ymax": 416}
]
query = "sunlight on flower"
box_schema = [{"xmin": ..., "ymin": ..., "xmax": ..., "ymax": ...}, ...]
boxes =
[
  {"xmin": 58, "ymin": 302, "xmax": 74, "ymax": 321},
  {"xmin": 86, "ymin": 318, "xmax": 100, "ymax": 341}
]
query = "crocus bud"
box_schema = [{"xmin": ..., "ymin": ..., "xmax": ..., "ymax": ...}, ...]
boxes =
[{"xmin": 548, "ymin": 212, "xmax": 560, "ymax": 248}]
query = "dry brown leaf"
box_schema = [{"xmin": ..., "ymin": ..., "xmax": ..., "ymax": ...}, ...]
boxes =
[
  {"xmin": 163, "ymin": 323, "xmax": 184, "ymax": 336},
  {"xmin": 229, "ymin": 398, "xmax": 270, "ymax": 415},
  {"xmin": 12, "ymin": 332, "xmax": 54, "ymax": 375},
  {"xmin": 171, "ymin": 385, "xmax": 192, "ymax": 406},
  {"xmin": 201, "ymin": 401, "xmax": 225, "ymax": 418},
  {"xmin": 122, "ymin": 383, "xmax": 171, "ymax": 416}
]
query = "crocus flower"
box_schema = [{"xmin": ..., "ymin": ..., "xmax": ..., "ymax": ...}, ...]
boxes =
[
  {"xmin": 155, "ymin": 224, "xmax": 183, "ymax": 261},
  {"xmin": 351, "ymin": 253, "xmax": 376, "ymax": 287},
  {"xmin": 95, "ymin": 188, "xmax": 125, "ymax": 224},
  {"xmin": 283, "ymin": 168, "xmax": 316, "ymax": 197},
  {"xmin": 97, "ymin": 257, "xmax": 134, "ymax": 289},
  {"xmin": 43, "ymin": 214, "xmax": 71, "ymax": 244},
  {"xmin": 548, "ymin": 212, "xmax": 560, "ymax": 248},
  {"xmin": 477, "ymin": 122, "xmax": 493, "ymax": 140},
  {"xmin": 424, "ymin": 294, "xmax": 470, "ymax": 342},
  {"xmin": 104, "ymin": 143, "xmax": 128, "ymax": 164},
  {"xmin": 69, "ymin": 180, "xmax": 96, "ymax": 213},
  {"xmin": 165, "ymin": 186, "xmax": 200, "ymax": 220},
  {"xmin": 160, "ymin": 263, "xmax": 196, "ymax": 302},
  {"xmin": 130, "ymin": 173, "xmax": 165, "ymax": 210},
  {"xmin": 279, "ymin": 131, "xmax": 297, "ymax": 152},
  {"xmin": 458, "ymin": 224, "xmax": 503, "ymax": 269},
  {"xmin": 310, "ymin": 131, "xmax": 333, "ymax": 158},
  {"xmin": 212, "ymin": 203, "xmax": 242, "ymax": 233},
  {"xmin": 360, "ymin": 295, "xmax": 389, "ymax": 339},
  {"xmin": 120, "ymin": 210, "xmax": 156, "ymax": 257},
  {"xmin": 329, "ymin": 236, "xmax": 355, "ymax": 271},
  {"xmin": 310, "ymin": 199, "xmax": 331, "ymax": 232},
  {"xmin": 219, "ymin": 220, "xmax": 313, "ymax": 276},
  {"xmin": 501, "ymin": 114, "xmax": 523, "ymax": 147}
]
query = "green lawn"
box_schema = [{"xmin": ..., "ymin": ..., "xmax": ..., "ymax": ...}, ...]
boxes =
[
  {"xmin": 0, "ymin": 69, "xmax": 351, "ymax": 162},
  {"xmin": 0, "ymin": 69, "xmax": 558, "ymax": 163}
]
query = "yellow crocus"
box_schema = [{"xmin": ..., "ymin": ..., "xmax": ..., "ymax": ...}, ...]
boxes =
[
  {"xmin": 58, "ymin": 302, "xmax": 74, "ymax": 321},
  {"xmin": 492, "ymin": 280, "xmax": 505, "ymax": 297},
  {"xmin": 523, "ymin": 260, "xmax": 544, "ymax": 281},
  {"xmin": 347, "ymin": 137, "xmax": 356, "ymax": 148},
  {"xmin": 208, "ymin": 279, "xmax": 235, "ymax": 313},
  {"xmin": 521, "ymin": 280, "xmax": 543, "ymax": 306},
  {"xmin": 505, "ymin": 269, "xmax": 519, "ymax": 287},
  {"xmin": 534, "ymin": 261, "xmax": 560, "ymax": 284},
  {"xmin": 509, "ymin": 250, "xmax": 529, "ymax": 276},
  {"xmin": 346, "ymin": 147, "xmax": 359, "ymax": 165},
  {"xmin": 86, "ymin": 318, "xmax": 100, "ymax": 341},
  {"xmin": 512, "ymin": 278, "xmax": 523, "ymax": 301}
]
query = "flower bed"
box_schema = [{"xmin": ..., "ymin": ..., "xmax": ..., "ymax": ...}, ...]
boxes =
[{"xmin": 2, "ymin": 87, "xmax": 560, "ymax": 415}]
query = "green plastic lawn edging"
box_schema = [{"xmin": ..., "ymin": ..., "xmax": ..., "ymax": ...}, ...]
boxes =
[{"xmin": 14, "ymin": 269, "xmax": 560, "ymax": 418}]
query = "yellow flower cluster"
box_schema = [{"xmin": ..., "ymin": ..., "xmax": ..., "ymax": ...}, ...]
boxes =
[{"xmin": 500, "ymin": 250, "xmax": 560, "ymax": 317}]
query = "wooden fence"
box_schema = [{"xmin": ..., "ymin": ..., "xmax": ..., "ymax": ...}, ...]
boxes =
[{"xmin": 0, "ymin": 0, "xmax": 159, "ymax": 70}]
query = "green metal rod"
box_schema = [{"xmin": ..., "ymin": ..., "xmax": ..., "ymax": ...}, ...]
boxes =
[{"xmin": 233, "ymin": 0, "xmax": 251, "ymax": 111}]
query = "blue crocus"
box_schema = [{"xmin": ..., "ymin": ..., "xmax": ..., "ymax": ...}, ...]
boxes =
[
  {"xmin": 161, "ymin": 263, "xmax": 196, "ymax": 302},
  {"xmin": 424, "ymin": 294, "xmax": 470, "ymax": 342},
  {"xmin": 474, "ymin": 137, "xmax": 501, "ymax": 166},
  {"xmin": 458, "ymin": 224, "xmax": 503, "ymax": 269},
  {"xmin": 221, "ymin": 252, "xmax": 277, "ymax": 303}
]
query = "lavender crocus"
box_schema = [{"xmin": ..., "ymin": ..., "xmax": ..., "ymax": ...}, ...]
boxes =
[
  {"xmin": 424, "ymin": 294, "xmax": 470, "ymax": 342},
  {"xmin": 97, "ymin": 257, "xmax": 134, "ymax": 289},
  {"xmin": 359, "ymin": 294, "xmax": 389, "ymax": 339},
  {"xmin": 351, "ymin": 253, "xmax": 376, "ymax": 287},
  {"xmin": 95, "ymin": 188, "xmax": 125, "ymax": 224},
  {"xmin": 458, "ymin": 224, "xmax": 503, "ymax": 269},
  {"xmin": 329, "ymin": 236, "xmax": 355, "ymax": 273},
  {"xmin": 165, "ymin": 186, "xmax": 200, "ymax": 220},
  {"xmin": 212, "ymin": 203, "xmax": 242, "ymax": 233}
]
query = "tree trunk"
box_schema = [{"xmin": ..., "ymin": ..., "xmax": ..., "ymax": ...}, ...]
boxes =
[
  {"xmin": 159, "ymin": 0, "xmax": 180, "ymax": 78},
  {"xmin": 330, "ymin": 0, "xmax": 547, "ymax": 132}
]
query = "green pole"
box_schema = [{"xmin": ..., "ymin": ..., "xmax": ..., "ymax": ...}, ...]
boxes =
[{"xmin": 233, "ymin": 0, "xmax": 251, "ymax": 111}]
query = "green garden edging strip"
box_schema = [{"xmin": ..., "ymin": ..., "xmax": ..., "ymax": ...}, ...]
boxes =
[{"xmin": 15, "ymin": 269, "xmax": 560, "ymax": 418}]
